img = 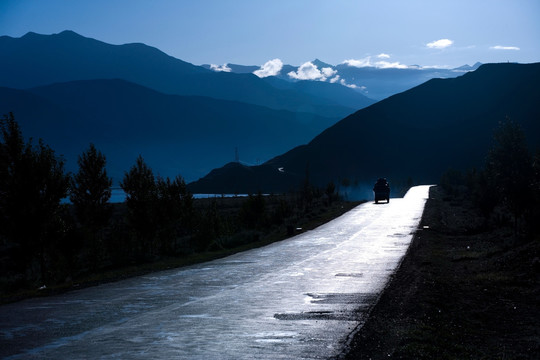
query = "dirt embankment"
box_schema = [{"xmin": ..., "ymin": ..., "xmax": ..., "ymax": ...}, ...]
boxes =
[{"xmin": 344, "ymin": 186, "xmax": 539, "ymax": 359}]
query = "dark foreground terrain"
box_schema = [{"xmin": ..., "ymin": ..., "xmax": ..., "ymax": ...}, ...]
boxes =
[
  {"xmin": 1, "ymin": 194, "xmax": 360, "ymax": 304},
  {"xmin": 344, "ymin": 186, "xmax": 539, "ymax": 359}
]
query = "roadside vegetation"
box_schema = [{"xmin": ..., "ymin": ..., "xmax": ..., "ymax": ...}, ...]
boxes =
[
  {"xmin": 0, "ymin": 113, "xmax": 360, "ymax": 303},
  {"xmin": 345, "ymin": 117, "xmax": 539, "ymax": 359},
  {"xmin": 439, "ymin": 117, "xmax": 539, "ymax": 237}
]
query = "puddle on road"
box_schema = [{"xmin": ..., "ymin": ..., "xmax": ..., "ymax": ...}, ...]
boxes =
[
  {"xmin": 388, "ymin": 233, "xmax": 408, "ymax": 238},
  {"xmin": 274, "ymin": 311, "xmax": 358, "ymax": 321},
  {"xmin": 217, "ymin": 261, "xmax": 256, "ymax": 266},
  {"xmin": 252, "ymin": 331, "xmax": 298, "ymax": 344},
  {"xmin": 305, "ymin": 292, "xmax": 377, "ymax": 305},
  {"xmin": 274, "ymin": 292, "xmax": 377, "ymax": 321},
  {"xmin": 334, "ymin": 273, "xmax": 364, "ymax": 277}
]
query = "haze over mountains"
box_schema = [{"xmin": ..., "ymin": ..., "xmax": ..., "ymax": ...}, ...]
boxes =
[
  {"xmin": 1, "ymin": 79, "xmax": 342, "ymax": 182},
  {"xmin": 189, "ymin": 63, "xmax": 540, "ymax": 196}
]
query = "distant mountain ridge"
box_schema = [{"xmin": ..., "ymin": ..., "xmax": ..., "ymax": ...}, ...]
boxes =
[
  {"xmin": 0, "ymin": 31, "xmax": 374, "ymax": 118},
  {"xmin": 0, "ymin": 30, "xmax": 381, "ymax": 183},
  {"xmin": 205, "ymin": 58, "xmax": 483, "ymax": 100},
  {"xmin": 188, "ymin": 62, "xmax": 540, "ymax": 195}
]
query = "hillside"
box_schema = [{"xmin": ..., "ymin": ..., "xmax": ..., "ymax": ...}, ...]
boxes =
[
  {"xmin": 0, "ymin": 79, "xmax": 339, "ymax": 182},
  {"xmin": 188, "ymin": 63, "xmax": 540, "ymax": 195}
]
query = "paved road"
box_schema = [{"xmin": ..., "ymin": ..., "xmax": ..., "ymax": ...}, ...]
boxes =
[{"xmin": 0, "ymin": 186, "xmax": 431, "ymax": 359}]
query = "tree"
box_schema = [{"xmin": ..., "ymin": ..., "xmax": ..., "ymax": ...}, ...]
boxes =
[
  {"xmin": 70, "ymin": 144, "xmax": 112, "ymax": 227},
  {"xmin": 70, "ymin": 144, "xmax": 112, "ymax": 267},
  {"xmin": 30, "ymin": 139, "xmax": 71, "ymax": 281},
  {"xmin": 120, "ymin": 155, "xmax": 157, "ymax": 259},
  {"xmin": 0, "ymin": 113, "xmax": 24, "ymax": 240},
  {"xmin": 0, "ymin": 113, "xmax": 70, "ymax": 282},
  {"xmin": 485, "ymin": 117, "xmax": 533, "ymax": 232},
  {"xmin": 300, "ymin": 164, "xmax": 314, "ymax": 212},
  {"xmin": 155, "ymin": 175, "xmax": 193, "ymax": 254},
  {"xmin": 240, "ymin": 192, "xmax": 267, "ymax": 229},
  {"xmin": 325, "ymin": 181, "xmax": 336, "ymax": 205}
]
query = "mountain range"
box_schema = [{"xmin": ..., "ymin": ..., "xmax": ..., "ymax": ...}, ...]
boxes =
[
  {"xmin": 2, "ymin": 30, "xmax": 533, "ymax": 196},
  {"xmin": 188, "ymin": 63, "xmax": 540, "ymax": 197},
  {"xmin": 0, "ymin": 31, "xmax": 373, "ymax": 118},
  {"xmin": 203, "ymin": 59, "xmax": 482, "ymax": 100},
  {"xmin": 0, "ymin": 31, "xmax": 377, "ymax": 181}
]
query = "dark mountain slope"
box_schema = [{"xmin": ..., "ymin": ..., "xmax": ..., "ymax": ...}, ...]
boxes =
[
  {"xmin": 1, "ymin": 79, "xmax": 338, "ymax": 182},
  {"xmin": 0, "ymin": 31, "xmax": 370, "ymax": 117},
  {"xmin": 189, "ymin": 63, "xmax": 540, "ymax": 194}
]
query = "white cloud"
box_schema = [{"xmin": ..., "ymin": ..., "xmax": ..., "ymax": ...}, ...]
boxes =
[
  {"xmin": 377, "ymin": 53, "xmax": 390, "ymax": 59},
  {"xmin": 210, "ymin": 63, "xmax": 231, "ymax": 72},
  {"xmin": 253, "ymin": 58, "xmax": 283, "ymax": 78},
  {"xmin": 340, "ymin": 79, "xmax": 357, "ymax": 89},
  {"xmin": 343, "ymin": 57, "xmax": 372, "ymax": 68},
  {"xmin": 329, "ymin": 75, "xmax": 340, "ymax": 83},
  {"xmin": 321, "ymin": 67, "xmax": 337, "ymax": 78},
  {"xmin": 426, "ymin": 39, "xmax": 453, "ymax": 49},
  {"xmin": 342, "ymin": 56, "xmax": 408, "ymax": 69},
  {"xmin": 490, "ymin": 45, "xmax": 520, "ymax": 51},
  {"xmin": 327, "ymin": 74, "xmax": 360, "ymax": 89},
  {"xmin": 288, "ymin": 61, "xmax": 331, "ymax": 81},
  {"xmin": 328, "ymin": 74, "xmax": 366, "ymax": 90},
  {"xmin": 420, "ymin": 64, "xmax": 452, "ymax": 69},
  {"xmin": 375, "ymin": 61, "xmax": 409, "ymax": 69}
]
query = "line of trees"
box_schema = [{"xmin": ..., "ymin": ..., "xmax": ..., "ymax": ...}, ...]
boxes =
[
  {"xmin": 0, "ymin": 114, "xmax": 196, "ymax": 288},
  {"xmin": 1, "ymin": 113, "xmax": 340, "ymax": 292},
  {"xmin": 0, "ymin": 113, "xmax": 70, "ymax": 284}
]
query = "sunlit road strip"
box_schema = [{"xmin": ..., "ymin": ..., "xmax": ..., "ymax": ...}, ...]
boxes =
[{"xmin": 0, "ymin": 185, "xmax": 432, "ymax": 359}]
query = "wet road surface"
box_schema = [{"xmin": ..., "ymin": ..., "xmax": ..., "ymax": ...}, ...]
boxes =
[{"xmin": 0, "ymin": 186, "xmax": 431, "ymax": 359}]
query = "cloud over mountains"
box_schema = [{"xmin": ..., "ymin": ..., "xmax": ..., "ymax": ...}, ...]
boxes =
[
  {"xmin": 253, "ymin": 59, "xmax": 356, "ymax": 88},
  {"xmin": 210, "ymin": 63, "xmax": 232, "ymax": 72},
  {"xmin": 253, "ymin": 58, "xmax": 283, "ymax": 77},
  {"xmin": 342, "ymin": 55, "xmax": 408, "ymax": 69},
  {"xmin": 287, "ymin": 62, "xmax": 336, "ymax": 81},
  {"xmin": 211, "ymin": 53, "xmax": 482, "ymax": 100}
]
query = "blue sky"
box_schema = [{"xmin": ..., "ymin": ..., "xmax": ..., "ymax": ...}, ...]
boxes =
[{"xmin": 1, "ymin": 0, "xmax": 539, "ymax": 68}]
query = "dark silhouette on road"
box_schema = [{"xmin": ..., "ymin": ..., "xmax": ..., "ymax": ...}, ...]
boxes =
[{"xmin": 373, "ymin": 178, "xmax": 390, "ymax": 203}]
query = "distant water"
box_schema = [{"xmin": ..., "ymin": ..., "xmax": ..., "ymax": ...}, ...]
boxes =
[
  {"xmin": 62, "ymin": 189, "xmax": 250, "ymax": 204},
  {"xmin": 110, "ymin": 188, "xmax": 126, "ymax": 203},
  {"xmin": 108, "ymin": 189, "xmax": 250, "ymax": 204}
]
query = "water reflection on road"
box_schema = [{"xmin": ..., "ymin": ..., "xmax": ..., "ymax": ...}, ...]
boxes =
[{"xmin": 0, "ymin": 186, "xmax": 431, "ymax": 359}]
